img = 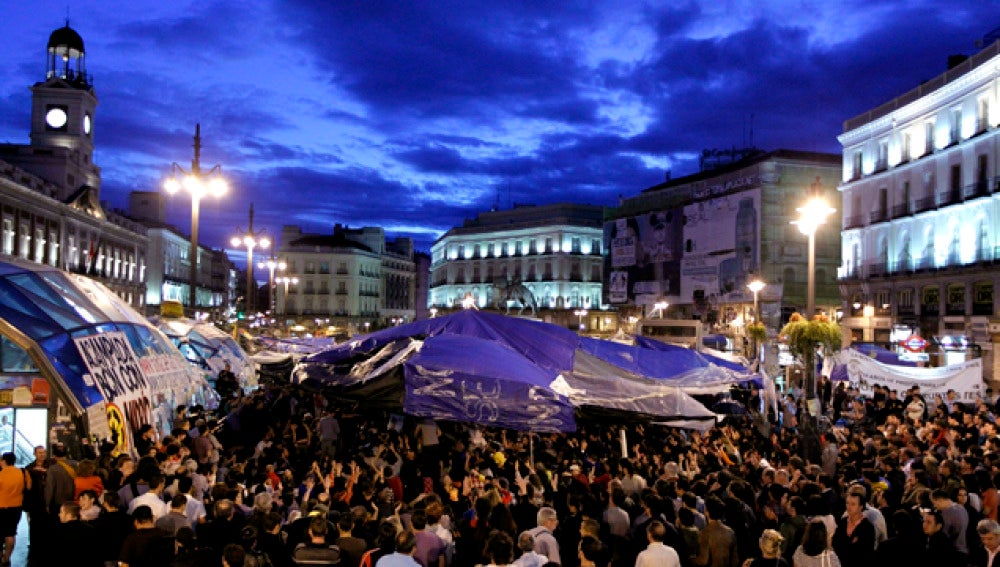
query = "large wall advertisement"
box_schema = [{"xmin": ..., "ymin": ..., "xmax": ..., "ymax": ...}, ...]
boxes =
[
  {"xmin": 681, "ymin": 188, "xmax": 761, "ymax": 314},
  {"xmin": 604, "ymin": 209, "xmax": 683, "ymax": 304}
]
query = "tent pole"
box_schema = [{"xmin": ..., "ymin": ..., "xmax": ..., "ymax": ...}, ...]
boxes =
[{"xmin": 529, "ymin": 432, "xmax": 535, "ymax": 473}]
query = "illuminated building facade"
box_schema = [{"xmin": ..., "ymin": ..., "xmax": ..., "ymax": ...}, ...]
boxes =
[{"xmin": 838, "ymin": 41, "xmax": 1000, "ymax": 371}]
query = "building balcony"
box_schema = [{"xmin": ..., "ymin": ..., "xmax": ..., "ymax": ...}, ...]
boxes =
[
  {"xmin": 337, "ymin": 269, "xmax": 349, "ymax": 274},
  {"xmin": 844, "ymin": 214, "xmax": 865, "ymax": 229},
  {"xmin": 937, "ymin": 189, "xmax": 962, "ymax": 207},
  {"xmin": 869, "ymin": 209, "xmax": 888, "ymax": 224},
  {"xmin": 913, "ymin": 196, "xmax": 937, "ymax": 213},
  {"xmin": 335, "ymin": 289, "xmax": 348, "ymax": 295},
  {"xmin": 891, "ymin": 203, "xmax": 911, "ymax": 218}
]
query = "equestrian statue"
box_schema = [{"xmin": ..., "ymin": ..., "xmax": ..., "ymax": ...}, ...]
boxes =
[{"xmin": 493, "ymin": 277, "xmax": 538, "ymax": 316}]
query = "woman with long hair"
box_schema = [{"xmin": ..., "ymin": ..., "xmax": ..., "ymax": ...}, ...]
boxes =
[{"xmin": 793, "ymin": 521, "xmax": 840, "ymax": 567}]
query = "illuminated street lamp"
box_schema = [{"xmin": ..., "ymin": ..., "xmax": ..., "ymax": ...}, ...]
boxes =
[
  {"xmin": 230, "ymin": 204, "xmax": 270, "ymax": 318},
  {"xmin": 257, "ymin": 253, "xmax": 286, "ymax": 315},
  {"xmin": 276, "ymin": 276, "xmax": 298, "ymax": 318},
  {"xmin": 573, "ymin": 309, "xmax": 588, "ymax": 330},
  {"xmin": 791, "ymin": 197, "xmax": 836, "ymax": 319},
  {"xmin": 163, "ymin": 124, "xmax": 228, "ymax": 311},
  {"xmin": 430, "ymin": 307, "xmax": 438, "ymax": 318},
  {"xmin": 652, "ymin": 301, "xmax": 669, "ymax": 319},
  {"xmin": 747, "ymin": 279, "xmax": 765, "ymax": 323},
  {"xmin": 790, "ymin": 185, "xmax": 836, "ymax": 409}
]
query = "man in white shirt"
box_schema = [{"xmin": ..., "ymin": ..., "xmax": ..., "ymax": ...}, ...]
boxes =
[
  {"xmin": 128, "ymin": 474, "xmax": 168, "ymax": 520},
  {"xmin": 636, "ymin": 520, "xmax": 680, "ymax": 567}
]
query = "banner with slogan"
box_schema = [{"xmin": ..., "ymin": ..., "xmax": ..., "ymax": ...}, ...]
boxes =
[
  {"xmin": 139, "ymin": 354, "xmax": 200, "ymax": 442},
  {"xmin": 838, "ymin": 349, "xmax": 984, "ymax": 402},
  {"xmin": 74, "ymin": 332, "xmax": 152, "ymax": 455}
]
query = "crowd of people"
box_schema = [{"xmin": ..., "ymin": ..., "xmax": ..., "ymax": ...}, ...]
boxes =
[{"xmin": 4, "ymin": 375, "xmax": 1000, "ymax": 567}]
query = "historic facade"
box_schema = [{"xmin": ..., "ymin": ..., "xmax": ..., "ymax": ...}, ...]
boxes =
[
  {"xmin": 606, "ymin": 150, "xmax": 842, "ymax": 333},
  {"xmin": 0, "ymin": 24, "xmax": 147, "ymax": 307},
  {"xmin": 128, "ymin": 191, "xmax": 235, "ymax": 316},
  {"xmin": 838, "ymin": 40, "xmax": 1000, "ymax": 373},
  {"xmin": 277, "ymin": 224, "xmax": 417, "ymax": 329},
  {"xmin": 429, "ymin": 203, "xmax": 606, "ymax": 326}
]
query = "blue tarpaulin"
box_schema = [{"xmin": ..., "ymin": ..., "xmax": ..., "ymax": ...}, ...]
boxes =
[
  {"xmin": 294, "ymin": 310, "xmax": 752, "ymax": 432},
  {"xmin": 829, "ymin": 342, "xmax": 917, "ymax": 381}
]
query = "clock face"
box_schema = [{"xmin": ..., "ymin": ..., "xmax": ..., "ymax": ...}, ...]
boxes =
[
  {"xmin": 45, "ymin": 107, "xmax": 67, "ymax": 129},
  {"xmin": 83, "ymin": 114, "xmax": 92, "ymax": 135}
]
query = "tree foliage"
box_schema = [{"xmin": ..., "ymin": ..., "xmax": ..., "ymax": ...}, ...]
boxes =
[{"xmin": 779, "ymin": 312, "xmax": 842, "ymax": 358}]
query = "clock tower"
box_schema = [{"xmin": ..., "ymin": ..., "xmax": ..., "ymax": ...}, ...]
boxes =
[{"xmin": 27, "ymin": 22, "xmax": 100, "ymax": 200}]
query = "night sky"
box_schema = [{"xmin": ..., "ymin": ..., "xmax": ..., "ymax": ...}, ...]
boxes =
[{"xmin": 1, "ymin": 1, "xmax": 996, "ymax": 262}]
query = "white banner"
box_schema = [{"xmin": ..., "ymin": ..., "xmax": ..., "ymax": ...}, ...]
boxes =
[
  {"xmin": 838, "ymin": 349, "xmax": 984, "ymax": 402},
  {"xmin": 74, "ymin": 332, "xmax": 152, "ymax": 454}
]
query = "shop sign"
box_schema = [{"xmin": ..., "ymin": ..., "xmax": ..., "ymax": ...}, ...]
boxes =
[{"xmin": 902, "ymin": 335, "xmax": 928, "ymax": 352}]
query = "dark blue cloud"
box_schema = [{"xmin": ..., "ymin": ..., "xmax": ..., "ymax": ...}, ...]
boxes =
[{"xmin": 2, "ymin": 0, "xmax": 999, "ymax": 256}]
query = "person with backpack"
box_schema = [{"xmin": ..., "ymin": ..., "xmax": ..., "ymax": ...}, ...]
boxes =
[{"xmin": 43, "ymin": 442, "xmax": 76, "ymax": 516}]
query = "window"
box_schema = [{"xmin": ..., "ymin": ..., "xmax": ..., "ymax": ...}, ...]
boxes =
[
  {"xmin": 950, "ymin": 164, "xmax": 961, "ymax": 200},
  {"xmin": 876, "ymin": 140, "xmax": 888, "ymax": 171},
  {"xmin": 319, "ymin": 262, "xmax": 329, "ymax": 274},
  {"xmin": 591, "ymin": 239, "xmax": 601, "ymax": 255},
  {"xmin": 950, "ymin": 109, "xmax": 961, "ymax": 144},
  {"xmin": 2, "ymin": 218, "xmax": 13, "ymax": 255},
  {"xmin": 901, "ymin": 132, "xmax": 911, "ymax": 162},
  {"xmin": 979, "ymin": 98, "xmax": 990, "ymax": 133},
  {"xmin": 571, "ymin": 238, "xmax": 581, "ymax": 253},
  {"xmin": 924, "ymin": 122, "xmax": 935, "ymax": 154},
  {"xmin": 34, "ymin": 228, "xmax": 45, "ymax": 263},
  {"xmin": 898, "ymin": 288, "xmax": 914, "ymax": 310},
  {"xmin": 977, "ymin": 154, "xmax": 989, "ymax": 195},
  {"xmin": 852, "ymin": 151, "xmax": 863, "ymax": 179},
  {"xmin": 305, "ymin": 261, "xmax": 316, "ymax": 274}
]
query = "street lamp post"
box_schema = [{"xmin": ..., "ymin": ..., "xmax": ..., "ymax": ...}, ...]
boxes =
[
  {"xmin": 747, "ymin": 279, "xmax": 766, "ymax": 360},
  {"xmin": 790, "ymin": 190, "xmax": 835, "ymax": 408},
  {"xmin": 163, "ymin": 124, "xmax": 228, "ymax": 312},
  {"xmin": 573, "ymin": 309, "xmax": 588, "ymax": 331},
  {"xmin": 276, "ymin": 276, "xmax": 298, "ymax": 319},
  {"xmin": 257, "ymin": 253, "xmax": 286, "ymax": 315},
  {"xmin": 429, "ymin": 307, "xmax": 438, "ymax": 318},
  {"xmin": 653, "ymin": 301, "xmax": 669, "ymax": 319},
  {"xmin": 230, "ymin": 204, "xmax": 270, "ymax": 319}
]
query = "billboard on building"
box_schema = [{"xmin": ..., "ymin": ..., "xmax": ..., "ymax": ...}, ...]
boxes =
[
  {"xmin": 604, "ymin": 209, "xmax": 683, "ymax": 304},
  {"xmin": 681, "ymin": 188, "xmax": 761, "ymax": 314}
]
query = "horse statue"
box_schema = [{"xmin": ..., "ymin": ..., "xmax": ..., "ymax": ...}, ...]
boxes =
[{"xmin": 493, "ymin": 278, "xmax": 538, "ymax": 317}]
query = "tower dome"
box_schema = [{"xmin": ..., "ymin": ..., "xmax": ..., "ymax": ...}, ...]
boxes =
[
  {"xmin": 46, "ymin": 22, "xmax": 89, "ymax": 86},
  {"xmin": 47, "ymin": 24, "xmax": 85, "ymax": 58}
]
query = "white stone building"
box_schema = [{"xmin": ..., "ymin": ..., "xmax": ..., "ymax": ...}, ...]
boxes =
[
  {"xmin": 0, "ymin": 23, "xmax": 147, "ymax": 307},
  {"xmin": 429, "ymin": 203, "xmax": 606, "ymax": 317},
  {"xmin": 277, "ymin": 224, "xmax": 416, "ymax": 328},
  {"xmin": 838, "ymin": 41, "xmax": 1000, "ymax": 372}
]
